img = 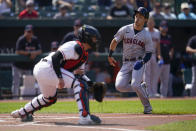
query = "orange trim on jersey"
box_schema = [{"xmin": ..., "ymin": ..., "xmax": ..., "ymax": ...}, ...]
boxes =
[{"xmin": 62, "ymin": 41, "xmax": 88, "ymax": 71}]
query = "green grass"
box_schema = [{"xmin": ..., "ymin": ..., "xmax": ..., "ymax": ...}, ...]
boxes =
[
  {"xmin": 0, "ymin": 99, "xmax": 196, "ymax": 114},
  {"xmin": 147, "ymin": 119, "xmax": 196, "ymax": 131}
]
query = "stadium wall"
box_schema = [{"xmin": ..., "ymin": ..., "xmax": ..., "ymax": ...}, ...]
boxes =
[{"xmin": 0, "ymin": 19, "xmax": 196, "ymax": 53}]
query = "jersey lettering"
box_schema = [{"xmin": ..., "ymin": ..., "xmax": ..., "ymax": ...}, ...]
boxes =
[{"xmin": 123, "ymin": 37, "xmax": 145, "ymax": 48}]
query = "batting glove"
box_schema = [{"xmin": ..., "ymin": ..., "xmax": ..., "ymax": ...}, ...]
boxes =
[
  {"xmin": 134, "ymin": 60, "xmax": 144, "ymax": 70},
  {"xmin": 158, "ymin": 59, "xmax": 164, "ymax": 66}
]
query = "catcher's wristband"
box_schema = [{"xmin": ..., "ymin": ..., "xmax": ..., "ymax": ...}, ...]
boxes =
[{"xmin": 108, "ymin": 50, "xmax": 113, "ymax": 57}]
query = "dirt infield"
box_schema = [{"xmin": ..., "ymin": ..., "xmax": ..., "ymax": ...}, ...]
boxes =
[{"xmin": 0, "ymin": 113, "xmax": 196, "ymax": 131}]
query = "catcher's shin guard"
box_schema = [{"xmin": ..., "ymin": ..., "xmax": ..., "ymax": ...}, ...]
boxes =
[
  {"xmin": 74, "ymin": 80, "xmax": 90, "ymax": 117},
  {"xmin": 17, "ymin": 93, "xmax": 57, "ymax": 116}
]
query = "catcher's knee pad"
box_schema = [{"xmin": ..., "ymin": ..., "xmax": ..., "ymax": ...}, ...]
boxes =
[
  {"xmin": 74, "ymin": 80, "xmax": 89, "ymax": 117},
  {"xmin": 18, "ymin": 93, "xmax": 57, "ymax": 116}
]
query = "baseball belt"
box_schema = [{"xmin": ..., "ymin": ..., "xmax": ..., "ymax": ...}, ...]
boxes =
[{"xmin": 124, "ymin": 57, "xmax": 142, "ymax": 62}]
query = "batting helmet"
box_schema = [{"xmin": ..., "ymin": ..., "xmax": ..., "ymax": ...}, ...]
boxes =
[
  {"xmin": 78, "ymin": 25, "xmax": 101, "ymax": 51},
  {"xmin": 133, "ymin": 7, "xmax": 149, "ymax": 19}
]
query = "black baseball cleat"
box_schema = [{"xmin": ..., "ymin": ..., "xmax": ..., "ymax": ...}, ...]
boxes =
[
  {"xmin": 90, "ymin": 114, "xmax": 101, "ymax": 124},
  {"xmin": 21, "ymin": 114, "xmax": 34, "ymax": 122},
  {"xmin": 144, "ymin": 106, "xmax": 152, "ymax": 114}
]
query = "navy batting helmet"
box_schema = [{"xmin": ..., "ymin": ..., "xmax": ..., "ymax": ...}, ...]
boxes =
[
  {"xmin": 133, "ymin": 7, "xmax": 149, "ymax": 19},
  {"xmin": 78, "ymin": 25, "xmax": 101, "ymax": 51}
]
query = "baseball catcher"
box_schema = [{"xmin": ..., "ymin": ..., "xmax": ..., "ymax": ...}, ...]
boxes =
[{"xmin": 11, "ymin": 25, "xmax": 105, "ymax": 124}]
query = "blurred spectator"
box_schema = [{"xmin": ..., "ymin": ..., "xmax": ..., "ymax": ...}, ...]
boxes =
[
  {"xmin": 149, "ymin": 2, "xmax": 164, "ymax": 19},
  {"xmin": 97, "ymin": 0, "xmax": 112, "ymax": 8},
  {"xmin": 144, "ymin": 17, "xmax": 161, "ymax": 98},
  {"xmin": 96, "ymin": 67, "xmax": 112, "ymax": 84},
  {"xmin": 61, "ymin": 19, "xmax": 83, "ymax": 44},
  {"xmin": 107, "ymin": 0, "xmax": 130, "ymax": 20},
  {"xmin": 178, "ymin": 2, "xmax": 196, "ymax": 20},
  {"xmin": 0, "ymin": 0, "xmax": 12, "ymax": 17},
  {"xmin": 52, "ymin": 0, "xmax": 75, "ymax": 10},
  {"xmin": 15, "ymin": 0, "xmax": 26, "ymax": 13},
  {"xmin": 96, "ymin": 65, "xmax": 114, "ymax": 91},
  {"xmin": 53, "ymin": 4, "xmax": 69, "ymax": 19},
  {"xmin": 161, "ymin": 3, "xmax": 176, "ymax": 20},
  {"xmin": 50, "ymin": 41, "xmax": 59, "ymax": 52},
  {"xmin": 136, "ymin": 0, "xmax": 152, "ymax": 12},
  {"xmin": 125, "ymin": 0, "xmax": 135, "ymax": 10},
  {"xmin": 18, "ymin": 0, "xmax": 39, "ymax": 19},
  {"xmin": 12, "ymin": 25, "xmax": 42, "ymax": 99},
  {"xmin": 189, "ymin": 0, "xmax": 196, "ymax": 13},
  {"xmin": 34, "ymin": 0, "xmax": 52, "ymax": 7},
  {"xmin": 16, "ymin": 0, "xmax": 26, "ymax": 8},
  {"xmin": 186, "ymin": 35, "xmax": 196, "ymax": 96},
  {"xmin": 158, "ymin": 20, "xmax": 174, "ymax": 98}
]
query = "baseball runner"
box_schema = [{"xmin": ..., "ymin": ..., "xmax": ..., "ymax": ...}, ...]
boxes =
[
  {"xmin": 144, "ymin": 17, "xmax": 161, "ymax": 98},
  {"xmin": 11, "ymin": 25, "xmax": 106, "ymax": 124},
  {"xmin": 108, "ymin": 7, "xmax": 154, "ymax": 114}
]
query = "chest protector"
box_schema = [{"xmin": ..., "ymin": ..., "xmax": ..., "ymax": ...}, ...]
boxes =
[{"xmin": 61, "ymin": 41, "xmax": 88, "ymax": 72}]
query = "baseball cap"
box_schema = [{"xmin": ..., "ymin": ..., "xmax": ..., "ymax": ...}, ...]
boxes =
[
  {"xmin": 26, "ymin": 0, "xmax": 34, "ymax": 7},
  {"xmin": 25, "ymin": 24, "xmax": 33, "ymax": 31},
  {"xmin": 160, "ymin": 20, "xmax": 168, "ymax": 28},
  {"xmin": 51, "ymin": 41, "xmax": 59, "ymax": 49},
  {"xmin": 74, "ymin": 19, "xmax": 82, "ymax": 26},
  {"xmin": 59, "ymin": 4, "xmax": 69, "ymax": 10},
  {"xmin": 163, "ymin": 3, "xmax": 171, "ymax": 9},
  {"xmin": 181, "ymin": 2, "xmax": 189, "ymax": 10}
]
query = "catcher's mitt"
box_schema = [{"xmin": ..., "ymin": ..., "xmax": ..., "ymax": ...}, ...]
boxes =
[{"xmin": 92, "ymin": 82, "xmax": 107, "ymax": 102}]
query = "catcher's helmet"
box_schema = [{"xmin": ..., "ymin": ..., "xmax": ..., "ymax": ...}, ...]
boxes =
[
  {"xmin": 78, "ymin": 25, "xmax": 101, "ymax": 51},
  {"xmin": 133, "ymin": 7, "xmax": 149, "ymax": 19}
]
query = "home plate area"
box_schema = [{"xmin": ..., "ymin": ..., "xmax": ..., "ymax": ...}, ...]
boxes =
[{"xmin": 0, "ymin": 114, "xmax": 195, "ymax": 131}]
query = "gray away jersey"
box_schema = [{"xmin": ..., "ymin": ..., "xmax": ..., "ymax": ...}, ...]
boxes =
[
  {"xmin": 114, "ymin": 24, "xmax": 154, "ymax": 60},
  {"xmin": 144, "ymin": 27, "xmax": 160, "ymax": 52}
]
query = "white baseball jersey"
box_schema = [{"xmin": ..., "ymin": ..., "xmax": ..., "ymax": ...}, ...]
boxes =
[
  {"xmin": 114, "ymin": 24, "xmax": 154, "ymax": 60},
  {"xmin": 45, "ymin": 41, "xmax": 86, "ymax": 72}
]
